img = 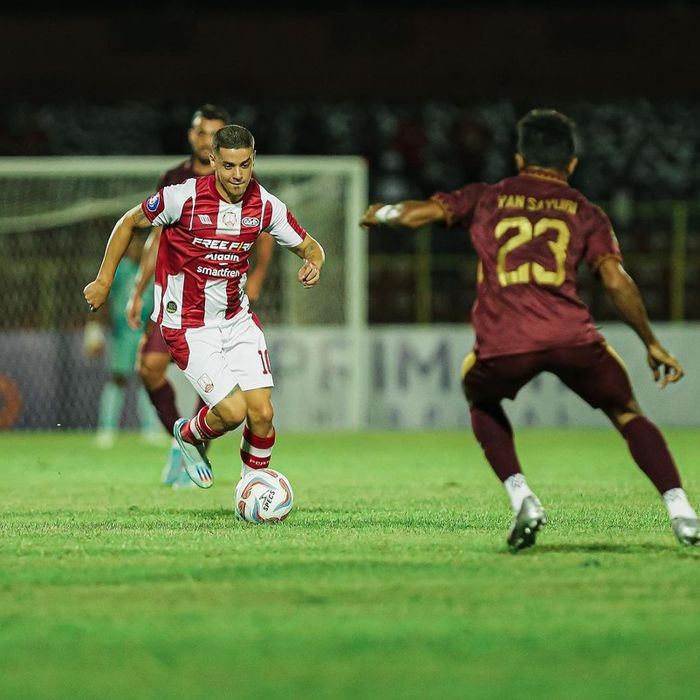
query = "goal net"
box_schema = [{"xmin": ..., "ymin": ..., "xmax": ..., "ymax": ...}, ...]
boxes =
[{"xmin": 0, "ymin": 156, "xmax": 368, "ymax": 432}]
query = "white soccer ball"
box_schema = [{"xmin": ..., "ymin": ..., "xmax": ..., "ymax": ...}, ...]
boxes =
[{"xmin": 234, "ymin": 469, "xmax": 294, "ymax": 524}]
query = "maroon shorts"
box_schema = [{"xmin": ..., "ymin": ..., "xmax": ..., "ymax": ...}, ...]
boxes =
[
  {"xmin": 139, "ymin": 321, "xmax": 171, "ymax": 356},
  {"xmin": 462, "ymin": 342, "xmax": 634, "ymax": 410}
]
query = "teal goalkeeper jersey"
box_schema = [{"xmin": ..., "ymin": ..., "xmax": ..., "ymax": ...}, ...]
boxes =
[{"xmin": 110, "ymin": 258, "xmax": 154, "ymax": 334}]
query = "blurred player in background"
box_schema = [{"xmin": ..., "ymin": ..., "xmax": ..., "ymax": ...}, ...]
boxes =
[
  {"xmin": 362, "ymin": 108, "xmax": 699, "ymax": 550},
  {"xmin": 85, "ymin": 124, "xmax": 324, "ymax": 491},
  {"xmin": 126, "ymin": 105, "xmax": 274, "ymax": 487},
  {"xmin": 83, "ymin": 233, "xmax": 160, "ymax": 448}
]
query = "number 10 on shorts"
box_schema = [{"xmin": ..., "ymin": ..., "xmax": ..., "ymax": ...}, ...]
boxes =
[{"xmin": 258, "ymin": 349, "xmax": 272, "ymax": 374}]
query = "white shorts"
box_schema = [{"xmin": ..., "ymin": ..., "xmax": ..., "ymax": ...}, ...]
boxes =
[{"xmin": 161, "ymin": 312, "xmax": 274, "ymax": 407}]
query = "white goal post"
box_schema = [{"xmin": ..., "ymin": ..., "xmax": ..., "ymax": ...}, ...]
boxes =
[{"xmin": 0, "ymin": 155, "xmax": 369, "ymax": 431}]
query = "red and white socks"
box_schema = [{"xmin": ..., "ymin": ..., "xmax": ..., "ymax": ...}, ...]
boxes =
[
  {"xmin": 181, "ymin": 405, "xmax": 225, "ymax": 444},
  {"xmin": 240, "ymin": 423, "xmax": 275, "ymax": 477},
  {"xmin": 178, "ymin": 408, "xmax": 276, "ymax": 479}
]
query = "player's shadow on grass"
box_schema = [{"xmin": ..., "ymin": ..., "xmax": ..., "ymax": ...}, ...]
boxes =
[
  {"xmin": 181, "ymin": 508, "xmax": 479, "ymax": 532},
  {"xmin": 530, "ymin": 542, "xmax": 681, "ymax": 554},
  {"xmin": 181, "ymin": 508, "xmax": 234, "ymax": 520}
]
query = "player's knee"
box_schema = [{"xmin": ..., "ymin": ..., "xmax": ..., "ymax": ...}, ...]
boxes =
[
  {"xmin": 247, "ymin": 402, "xmax": 274, "ymax": 428},
  {"xmin": 138, "ymin": 364, "xmax": 163, "ymax": 390},
  {"xmin": 212, "ymin": 402, "xmax": 247, "ymax": 431},
  {"xmin": 606, "ymin": 400, "xmax": 643, "ymax": 431},
  {"xmin": 137, "ymin": 356, "xmax": 167, "ymax": 390}
]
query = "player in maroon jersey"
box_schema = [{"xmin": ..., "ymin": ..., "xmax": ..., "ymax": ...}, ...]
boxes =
[
  {"xmin": 361, "ymin": 109, "xmax": 699, "ymax": 550},
  {"xmin": 85, "ymin": 124, "xmax": 324, "ymax": 491},
  {"xmin": 125, "ymin": 105, "xmax": 275, "ymax": 487}
]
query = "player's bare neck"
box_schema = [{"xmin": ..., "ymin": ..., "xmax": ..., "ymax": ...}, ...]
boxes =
[
  {"xmin": 522, "ymin": 166, "xmax": 568, "ymax": 183},
  {"xmin": 215, "ymin": 180, "xmax": 244, "ymax": 204}
]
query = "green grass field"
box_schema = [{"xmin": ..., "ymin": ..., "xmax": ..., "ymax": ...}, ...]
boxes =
[{"xmin": 1, "ymin": 428, "xmax": 699, "ymax": 700}]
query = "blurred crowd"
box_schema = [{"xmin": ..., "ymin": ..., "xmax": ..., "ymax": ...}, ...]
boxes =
[
  {"xmin": 3, "ymin": 99, "xmax": 700, "ymax": 203},
  {"xmin": 2, "ymin": 99, "xmax": 699, "ymax": 323}
]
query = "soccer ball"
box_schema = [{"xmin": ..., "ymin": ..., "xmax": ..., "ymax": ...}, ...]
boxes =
[{"xmin": 234, "ymin": 469, "xmax": 294, "ymax": 524}]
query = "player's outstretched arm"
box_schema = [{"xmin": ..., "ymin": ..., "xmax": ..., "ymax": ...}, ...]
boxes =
[
  {"xmin": 126, "ymin": 226, "xmax": 161, "ymax": 329},
  {"xmin": 360, "ymin": 200, "xmax": 447, "ymax": 229},
  {"xmin": 598, "ymin": 258, "xmax": 684, "ymax": 387},
  {"xmin": 84, "ymin": 205, "xmax": 152, "ymax": 312},
  {"xmin": 246, "ymin": 232, "xmax": 274, "ymax": 302},
  {"xmin": 291, "ymin": 234, "xmax": 325, "ymax": 288}
]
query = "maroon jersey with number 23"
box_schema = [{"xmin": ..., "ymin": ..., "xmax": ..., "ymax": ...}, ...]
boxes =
[{"xmin": 431, "ymin": 170, "xmax": 622, "ymax": 359}]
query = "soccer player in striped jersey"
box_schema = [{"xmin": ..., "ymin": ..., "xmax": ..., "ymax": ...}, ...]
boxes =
[
  {"xmin": 362, "ymin": 108, "xmax": 699, "ymax": 550},
  {"xmin": 85, "ymin": 124, "xmax": 324, "ymax": 490},
  {"xmin": 125, "ymin": 105, "xmax": 274, "ymax": 487}
]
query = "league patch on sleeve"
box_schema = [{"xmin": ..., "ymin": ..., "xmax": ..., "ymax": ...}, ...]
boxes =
[{"xmin": 146, "ymin": 193, "xmax": 161, "ymax": 212}]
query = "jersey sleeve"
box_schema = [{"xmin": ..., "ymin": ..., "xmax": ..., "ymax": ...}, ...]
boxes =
[
  {"xmin": 430, "ymin": 183, "xmax": 488, "ymax": 227},
  {"xmin": 140, "ymin": 179, "xmax": 197, "ymax": 227},
  {"xmin": 264, "ymin": 192, "xmax": 308, "ymax": 247},
  {"xmin": 584, "ymin": 205, "xmax": 623, "ymax": 271}
]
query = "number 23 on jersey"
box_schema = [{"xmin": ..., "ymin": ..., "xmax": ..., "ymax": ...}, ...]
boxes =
[{"xmin": 494, "ymin": 216, "xmax": 571, "ymax": 287}]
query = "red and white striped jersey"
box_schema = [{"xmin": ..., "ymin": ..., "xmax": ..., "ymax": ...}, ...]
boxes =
[{"xmin": 141, "ymin": 175, "xmax": 307, "ymax": 329}]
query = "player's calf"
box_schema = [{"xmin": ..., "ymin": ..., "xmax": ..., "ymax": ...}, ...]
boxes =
[
  {"xmin": 617, "ymin": 415, "xmax": 700, "ymax": 546},
  {"xmin": 208, "ymin": 390, "xmax": 248, "ymax": 433}
]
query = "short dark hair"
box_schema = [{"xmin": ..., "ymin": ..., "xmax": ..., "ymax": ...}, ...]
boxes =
[
  {"xmin": 191, "ymin": 104, "xmax": 230, "ymax": 126},
  {"xmin": 516, "ymin": 109, "xmax": 577, "ymax": 170},
  {"xmin": 212, "ymin": 124, "xmax": 255, "ymax": 153}
]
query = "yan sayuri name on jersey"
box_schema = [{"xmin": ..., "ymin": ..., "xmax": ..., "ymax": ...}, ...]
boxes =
[{"xmin": 497, "ymin": 194, "xmax": 578, "ymax": 215}]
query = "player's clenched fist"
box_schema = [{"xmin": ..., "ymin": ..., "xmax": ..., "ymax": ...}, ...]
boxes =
[
  {"xmin": 298, "ymin": 260, "xmax": 320, "ymax": 288},
  {"xmin": 647, "ymin": 342, "xmax": 684, "ymax": 388},
  {"xmin": 360, "ymin": 203, "xmax": 386, "ymax": 227},
  {"xmin": 83, "ymin": 278, "xmax": 110, "ymax": 312}
]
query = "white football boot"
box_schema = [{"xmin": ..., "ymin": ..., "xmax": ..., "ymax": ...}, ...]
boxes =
[
  {"xmin": 507, "ymin": 495, "xmax": 547, "ymax": 552},
  {"xmin": 671, "ymin": 517, "xmax": 700, "ymax": 546}
]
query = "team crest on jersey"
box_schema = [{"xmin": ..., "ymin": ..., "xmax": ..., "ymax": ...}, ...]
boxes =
[
  {"xmin": 197, "ymin": 373, "xmax": 215, "ymax": 394},
  {"xmin": 166, "ymin": 301, "xmax": 177, "ymax": 313},
  {"xmin": 222, "ymin": 211, "xmax": 239, "ymax": 229},
  {"xmin": 242, "ymin": 216, "xmax": 260, "ymax": 227},
  {"xmin": 146, "ymin": 193, "xmax": 161, "ymax": 212}
]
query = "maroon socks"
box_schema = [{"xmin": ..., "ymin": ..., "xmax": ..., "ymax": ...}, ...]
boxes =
[
  {"xmin": 470, "ymin": 403, "xmax": 522, "ymax": 482},
  {"xmin": 621, "ymin": 416, "xmax": 682, "ymax": 494},
  {"xmin": 147, "ymin": 381, "xmax": 180, "ymax": 434}
]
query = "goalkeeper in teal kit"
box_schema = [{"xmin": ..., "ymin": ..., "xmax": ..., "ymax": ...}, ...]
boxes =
[{"xmin": 84, "ymin": 235, "xmax": 160, "ymax": 447}]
